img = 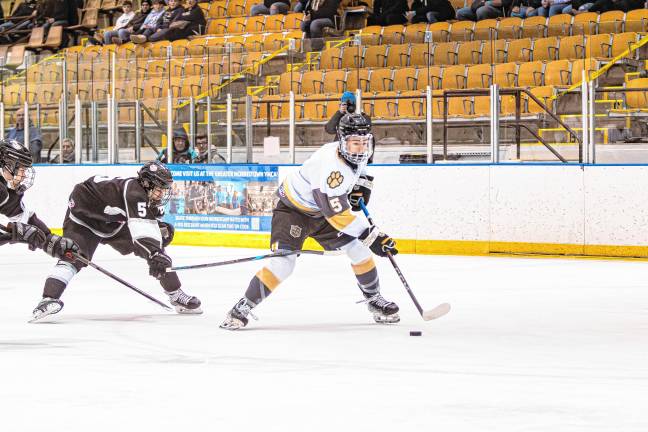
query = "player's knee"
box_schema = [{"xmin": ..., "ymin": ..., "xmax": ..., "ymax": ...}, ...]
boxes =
[
  {"xmin": 266, "ymin": 254, "xmax": 297, "ymax": 281},
  {"xmin": 159, "ymin": 222, "xmax": 175, "ymax": 248},
  {"xmin": 342, "ymin": 239, "xmax": 372, "ymax": 265},
  {"xmin": 48, "ymin": 260, "xmax": 79, "ymax": 285}
]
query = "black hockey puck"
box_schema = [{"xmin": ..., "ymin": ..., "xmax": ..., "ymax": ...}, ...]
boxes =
[{"xmin": 409, "ymin": 331, "xmax": 422, "ymax": 336}]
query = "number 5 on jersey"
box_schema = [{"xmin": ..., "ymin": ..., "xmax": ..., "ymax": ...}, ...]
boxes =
[
  {"xmin": 138, "ymin": 202, "xmax": 147, "ymax": 217},
  {"xmin": 329, "ymin": 197, "xmax": 342, "ymax": 213}
]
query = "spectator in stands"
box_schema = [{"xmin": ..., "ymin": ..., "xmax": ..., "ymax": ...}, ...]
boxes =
[
  {"xmin": 294, "ymin": 0, "xmax": 307, "ymax": 12},
  {"xmin": 535, "ymin": 0, "xmax": 572, "ymax": 17},
  {"xmin": 301, "ymin": 0, "xmax": 340, "ymax": 41},
  {"xmin": 157, "ymin": 128, "xmax": 197, "ymax": 164},
  {"xmin": 570, "ymin": 0, "xmax": 645, "ymax": 14},
  {"xmin": 128, "ymin": 0, "xmax": 165, "ymax": 42},
  {"xmin": 5, "ymin": 108, "xmax": 43, "ymax": 163},
  {"xmin": 325, "ymin": 92, "xmax": 372, "ymax": 139},
  {"xmin": 0, "ymin": 0, "xmax": 39, "ymax": 39},
  {"xmin": 50, "ymin": 138, "xmax": 75, "ymax": 164},
  {"xmin": 368, "ymin": 0, "xmax": 407, "ymax": 25},
  {"xmin": 456, "ymin": 0, "xmax": 513, "ymax": 21},
  {"xmin": 250, "ymin": 0, "xmax": 291, "ymax": 16},
  {"xmin": 195, "ymin": 134, "xmax": 227, "ymax": 163},
  {"xmin": 109, "ymin": 0, "xmax": 151, "ymax": 45},
  {"xmin": 101, "ymin": 1, "xmax": 136, "ymax": 45},
  {"xmin": 131, "ymin": 0, "xmax": 185, "ymax": 44},
  {"xmin": 510, "ymin": 0, "xmax": 541, "ymax": 17},
  {"xmin": 404, "ymin": 0, "xmax": 456, "ymax": 23},
  {"xmin": 37, "ymin": 0, "xmax": 70, "ymax": 32}
]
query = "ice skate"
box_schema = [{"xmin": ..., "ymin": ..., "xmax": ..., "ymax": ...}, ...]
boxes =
[
  {"xmin": 220, "ymin": 298, "xmax": 256, "ymax": 330},
  {"xmin": 30, "ymin": 297, "xmax": 64, "ymax": 322},
  {"xmin": 166, "ymin": 288, "xmax": 202, "ymax": 314},
  {"xmin": 363, "ymin": 293, "xmax": 400, "ymax": 324}
]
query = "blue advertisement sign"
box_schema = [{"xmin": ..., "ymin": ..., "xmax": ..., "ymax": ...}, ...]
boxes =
[{"xmin": 163, "ymin": 165, "xmax": 279, "ymax": 232}]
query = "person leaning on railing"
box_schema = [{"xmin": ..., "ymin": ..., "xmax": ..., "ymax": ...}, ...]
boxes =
[{"xmin": 0, "ymin": 0, "xmax": 39, "ymax": 42}]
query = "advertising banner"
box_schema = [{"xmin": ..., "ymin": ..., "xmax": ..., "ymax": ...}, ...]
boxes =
[{"xmin": 164, "ymin": 164, "xmax": 279, "ymax": 232}]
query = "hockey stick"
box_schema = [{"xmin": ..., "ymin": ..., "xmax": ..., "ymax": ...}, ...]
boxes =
[
  {"xmin": 69, "ymin": 252, "xmax": 172, "ymax": 311},
  {"xmin": 170, "ymin": 249, "xmax": 345, "ymax": 271},
  {"xmin": 358, "ymin": 201, "xmax": 451, "ymax": 321}
]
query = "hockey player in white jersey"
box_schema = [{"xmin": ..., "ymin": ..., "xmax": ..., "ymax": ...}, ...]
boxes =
[{"xmin": 221, "ymin": 114, "xmax": 399, "ymax": 330}]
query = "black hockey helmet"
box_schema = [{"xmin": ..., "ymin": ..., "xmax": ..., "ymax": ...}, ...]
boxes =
[
  {"xmin": 137, "ymin": 161, "xmax": 173, "ymax": 205},
  {"xmin": 337, "ymin": 113, "xmax": 373, "ymax": 165},
  {"xmin": 0, "ymin": 139, "xmax": 35, "ymax": 192}
]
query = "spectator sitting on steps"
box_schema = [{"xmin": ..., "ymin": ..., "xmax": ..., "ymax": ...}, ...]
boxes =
[{"xmin": 131, "ymin": 0, "xmax": 185, "ymax": 44}]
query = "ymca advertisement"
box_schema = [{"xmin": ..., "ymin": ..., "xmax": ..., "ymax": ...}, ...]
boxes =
[{"xmin": 163, "ymin": 164, "xmax": 278, "ymax": 232}]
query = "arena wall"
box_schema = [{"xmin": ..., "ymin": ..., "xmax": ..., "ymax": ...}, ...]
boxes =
[{"xmin": 22, "ymin": 163, "xmax": 648, "ymax": 258}]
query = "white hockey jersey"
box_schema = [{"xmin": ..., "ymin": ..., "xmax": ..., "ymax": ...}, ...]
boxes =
[{"xmin": 277, "ymin": 142, "xmax": 371, "ymax": 238}]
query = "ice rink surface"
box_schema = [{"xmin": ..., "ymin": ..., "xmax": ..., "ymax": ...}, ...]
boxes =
[{"xmin": 1, "ymin": 245, "xmax": 647, "ymax": 432}]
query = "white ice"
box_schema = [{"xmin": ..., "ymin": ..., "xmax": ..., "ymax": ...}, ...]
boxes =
[{"xmin": 1, "ymin": 245, "xmax": 647, "ymax": 432}]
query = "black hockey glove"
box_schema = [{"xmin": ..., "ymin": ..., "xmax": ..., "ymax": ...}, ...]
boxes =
[
  {"xmin": 359, "ymin": 226, "xmax": 398, "ymax": 257},
  {"xmin": 148, "ymin": 251, "xmax": 172, "ymax": 279},
  {"xmin": 44, "ymin": 234, "xmax": 81, "ymax": 261},
  {"xmin": 159, "ymin": 222, "xmax": 175, "ymax": 248},
  {"xmin": 348, "ymin": 175, "xmax": 374, "ymax": 212},
  {"xmin": 8, "ymin": 222, "xmax": 47, "ymax": 251}
]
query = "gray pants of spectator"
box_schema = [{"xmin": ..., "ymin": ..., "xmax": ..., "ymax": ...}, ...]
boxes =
[
  {"xmin": 294, "ymin": 2, "xmax": 305, "ymax": 12},
  {"xmin": 456, "ymin": 5, "xmax": 504, "ymax": 21},
  {"xmin": 250, "ymin": 2, "xmax": 289, "ymax": 15},
  {"xmin": 301, "ymin": 18, "xmax": 334, "ymax": 38},
  {"xmin": 103, "ymin": 29, "xmax": 123, "ymax": 44}
]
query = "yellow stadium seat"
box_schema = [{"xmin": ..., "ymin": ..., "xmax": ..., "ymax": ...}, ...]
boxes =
[
  {"xmin": 517, "ymin": 61, "xmax": 545, "ymax": 87},
  {"xmin": 625, "ymin": 78, "xmax": 648, "ymax": 109},
  {"xmin": 497, "ymin": 17, "xmax": 522, "ymax": 39},
  {"xmin": 398, "ymin": 90, "xmax": 425, "ymax": 118},
  {"xmin": 370, "ymin": 68, "xmax": 394, "ymax": 92},
  {"xmin": 243, "ymin": 34, "xmax": 265, "ymax": 52},
  {"xmin": 385, "ymin": 44, "xmax": 410, "ymax": 68},
  {"xmin": 382, "ymin": 25, "xmax": 405, "ymax": 45},
  {"xmin": 521, "ymin": 16, "xmax": 547, "ymax": 39},
  {"xmin": 262, "ymin": 33, "xmax": 287, "ymax": 51},
  {"xmin": 341, "ymin": 45, "xmax": 363, "ymax": 68},
  {"xmin": 547, "ymin": 14, "xmax": 573, "ymax": 37},
  {"xmin": 301, "ymin": 94, "xmax": 332, "ymax": 120},
  {"xmin": 611, "ymin": 32, "xmax": 639, "ymax": 58},
  {"xmin": 571, "ymin": 58, "xmax": 598, "ymax": 83},
  {"xmin": 363, "ymin": 44, "xmax": 388, "ymax": 68},
  {"xmin": 432, "ymin": 41, "xmax": 457, "ymax": 65},
  {"xmin": 283, "ymin": 13, "xmax": 304, "ymax": 31},
  {"xmin": 472, "ymin": 94, "xmax": 490, "ymax": 117},
  {"xmin": 227, "ymin": 17, "xmax": 248, "ymax": 34},
  {"xmin": 300, "ymin": 70, "xmax": 324, "ymax": 94},
  {"xmin": 473, "ymin": 19, "xmax": 498, "ymax": 41},
  {"xmin": 415, "ymin": 66, "xmax": 443, "ymax": 89},
  {"xmin": 543, "ymin": 60, "xmax": 571, "ymax": 86},
  {"xmin": 346, "ymin": 68, "xmax": 370, "ymax": 92},
  {"xmin": 481, "ymin": 39, "xmax": 507, "ymax": 64},
  {"xmin": 449, "ymin": 21, "xmax": 474, "ymax": 41},
  {"xmin": 558, "ymin": 35, "xmax": 587, "ymax": 60},
  {"xmin": 409, "ymin": 43, "xmax": 432, "ymax": 67},
  {"xmin": 466, "ymin": 64, "xmax": 493, "ymax": 88},
  {"xmin": 585, "ymin": 34, "xmax": 612, "ymax": 59},
  {"xmin": 264, "ymin": 14, "xmax": 285, "ymax": 32},
  {"xmin": 322, "ymin": 70, "xmax": 347, "ymax": 93},
  {"xmin": 442, "ymin": 65, "xmax": 467, "ymax": 89},
  {"xmin": 227, "ymin": 0, "xmax": 247, "ymax": 17},
  {"xmin": 278, "ymin": 71, "xmax": 300, "ymax": 94},
  {"xmin": 246, "ymin": 16, "xmax": 267, "ymax": 33},
  {"xmin": 572, "ymin": 12, "xmax": 599, "ymax": 35},
  {"xmin": 208, "ymin": 18, "xmax": 228, "ymax": 35},
  {"xmin": 457, "ymin": 40, "xmax": 483, "ymax": 65},
  {"xmin": 403, "ymin": 23, "xmax": 429, "ymax": 44},
  {"xmin": 526, "ymin": 85, "xmax": 555, "ymax": 114},
  {"xmin": 209, "ymin": 1, "xmax": 227, "ymax": 18},
  {"xmin": 506, "ymin": 38, "xmax": 532, "ymax": 63},
  {"xmin": 427, "ymin": 21, "xmax": 450, "ymax": 42},
  {"xmin": 183, "ymin": 75, "xmax": 205, "ymax": 97},
  {"xmin": 393, "ymin": 67, "xmax": 419, "ymax": 91},
  {"xmin": 533, "ymin": 36, "xmax": 559, "ymax": 61},
  {"xmin": 370, "ymin": 91, "xmax": 399, "ymax": 119},
  {"xmin": 319, "ymin": 47, "xmax": 342, "ymax": 69},
  {"xmin": 358, "ymin": 25, "xmax": 382, "ymax": 45},
  {"xmin": 493, "ymin": 62, "xmax": 518, "ymax": 87},
  {"xmin": 625, "ymin": 9, "xmax": 648, "ymax": 33},
  {"xmin": 598, "ymin": 11, "xmax": 625, "ymax": 34}
]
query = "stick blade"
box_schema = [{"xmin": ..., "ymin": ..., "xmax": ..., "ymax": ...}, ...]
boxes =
[{"xmin": 422, "ymin": 303, "xmax": 451, "ymax": 321}]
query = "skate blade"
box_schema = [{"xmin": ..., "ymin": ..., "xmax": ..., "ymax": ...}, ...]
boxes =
[
  {"xmin": 373, "ymin": 313, "xmax": 400, "ymax": 324},
  {"xmin": 422, "ymin": 303, "xmax": 451, "ymax": 321},
  {"xmin": 219, "ymin": 317, "xmax": 246, "ymax": 330},
  {"xmin": 174, "ymin": 305, "xmax": 203, "ymax": 315},
  {"xmin": 29, "ymin": 305, "xmax": 63, "ymax": 323}
]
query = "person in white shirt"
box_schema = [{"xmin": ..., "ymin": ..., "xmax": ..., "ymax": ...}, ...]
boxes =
[
  {"xmin": 220, "ymin": 114, "xmax": 400, "ymax": 330},
  {"xmin": 102, "ymin": 1, "xmax": 136, "ymax": 44}
]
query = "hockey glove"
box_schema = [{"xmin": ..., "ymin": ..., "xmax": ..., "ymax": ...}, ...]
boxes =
[
  {"xmin": 44, "ymin": 234, "xmax": 81, "ymax": 261},
  {"xmin": 348, "ymin": 175, "xmax": 374, "ymax": 211},
  {"xmin": 148, "ymin": 251, "xmax": 172, "ymax": 279},
  {"xmin": 9, "ymin": 222, "xmax": 47, "ymax": 251},
  {"xmin": 359, "ymin": 226, "xmax": 398, "ymax": 257},
  {"xmin": 159, "ymin": 222, "xmax": 175, "ymax": 248}
]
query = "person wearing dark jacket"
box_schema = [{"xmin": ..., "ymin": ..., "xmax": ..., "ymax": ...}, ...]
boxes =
[
  {"xmin": 325, "ymin": 92, "xmax": 372, "ymax": 139},
  {"xmin": 571, "ymin": 0, "xmax": 645, "ymax": 14},
  {"xmin": 456, "ymin": 0, "xmax": 512, "ymax": 20},
  {"xmin": 403, "ymin": 0, "xmax": 455, "ymax": 23},
  {"xmin": 0, "ymin": 0, "xmax": 39, "ymax": 38},
  {"xmin": 109, "ymin": 0, "xmax": 151, "ymax": 45},
  {"xmin": 301, "ymin": 0, "xmax": 340, "ymax": 39},
  {"xmin": 131, "ymin": 0, "xmax": 185, "ymax": 43},
  {"xmin": 38, "ymin": 0, "xmax": 69, "ymax": 31},
  {"xmin": 147, "ymin": 0, "xmax": 205, "ymax": 42},
  {"xmin": 250, "ymin": 0, "xmax": 291, "ymax": 16},
  {"xmin": 368, "ymin": 0, "xmax": 407, "ymax": 26}
]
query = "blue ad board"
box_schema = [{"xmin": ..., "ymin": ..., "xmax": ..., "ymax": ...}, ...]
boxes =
[{"xmin": 163, "ymin": 165, "xmax": 279, "ymax": 232}]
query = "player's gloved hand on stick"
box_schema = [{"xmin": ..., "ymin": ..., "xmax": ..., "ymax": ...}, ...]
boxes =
[
  {"xmin": 359, "ymin": 226, "xmax": 398, "ymax": 257},
  {"xmin": 148, "ymin": 251, "xmax": 172, "ymax": 279},
  {"xmin": 348, "ymin": 175, "xmax": 374, "ymax": 211},
  {"xmin": 44, "ymin": 234, "xmax": 81, "ymax": 261},
  {"xmin": 8, "ymin": 222, "xmax": 47, "ymax": 250}
]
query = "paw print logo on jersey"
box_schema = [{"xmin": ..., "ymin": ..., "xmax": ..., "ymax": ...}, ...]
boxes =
[{"xmin": 327, "ymin": 171, "xmax": 344, "ymax": 189}]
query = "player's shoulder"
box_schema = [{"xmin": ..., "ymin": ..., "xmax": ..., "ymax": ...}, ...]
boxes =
[
  {"xmin": 124, "ymin": 177, "xmax": 147, "ymax": 199},
  {"xmin": 0, "ymin": 179, "xmax": 8, "ymax": 204}
]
